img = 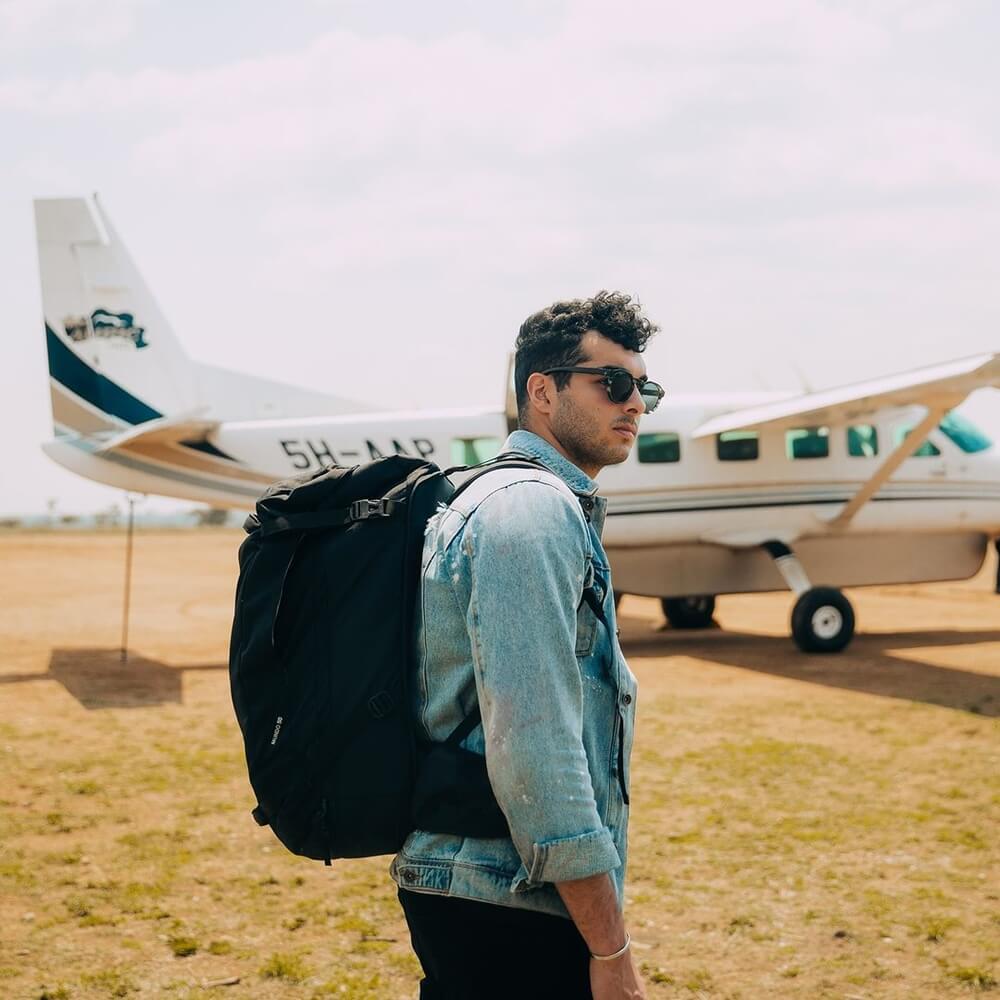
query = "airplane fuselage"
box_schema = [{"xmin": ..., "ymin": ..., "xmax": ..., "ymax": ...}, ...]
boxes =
[{"xmin": 46, "ymin": 391, "xmax": 1000, "ymax": 599}]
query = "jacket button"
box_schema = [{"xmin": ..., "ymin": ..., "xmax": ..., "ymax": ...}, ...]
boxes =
[{"xmin": 622, "ymin": 694, "xmax": 632, "ymax": 705}]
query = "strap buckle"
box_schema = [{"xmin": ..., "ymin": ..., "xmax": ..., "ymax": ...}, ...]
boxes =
[
  {"xmin": 350, "ymin": 498, "xmax": 391, "ymax": 521},
  {"xmin": 368, "ymin": 691, "xmax": 395, "ymax": 718}
]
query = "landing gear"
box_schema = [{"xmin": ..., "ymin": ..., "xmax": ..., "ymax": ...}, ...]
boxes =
[
  {"xmin": 661, "ymin": 595, "xmax": 716, "ymax": 629},
  {"xmin": 762, "ymin": 541, "xmax": 855, "ymax": 653},
  {"xmin": 790, "ymin": 587, "xmax": 855, "ymax": 653}
]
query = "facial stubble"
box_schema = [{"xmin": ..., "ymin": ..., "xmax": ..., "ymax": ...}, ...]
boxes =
[{"xmin": 551, "ymin": 391, "xmax": 632, "ymax": 475}]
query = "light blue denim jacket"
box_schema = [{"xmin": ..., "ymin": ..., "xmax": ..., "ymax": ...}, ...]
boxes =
[{"xmin": 390, "ymin": 430, "xmax": 637, "ymax": 918}]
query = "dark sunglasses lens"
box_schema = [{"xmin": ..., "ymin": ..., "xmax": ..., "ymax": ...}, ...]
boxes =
[
  {"xmin": 607, "ymin": 371, "xmax": 636, "ymax": 403},
  {"xmin": 640, "ymin": 382, "xmax": 664, "ymax": 412}
]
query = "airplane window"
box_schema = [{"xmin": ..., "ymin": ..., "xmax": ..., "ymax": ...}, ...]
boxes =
[
  {"xmin": 938, "ymin": 411, "xmax": 993, "ymax": 453},
  {"xmin": 451, "ymin": 437, "xmax": 502, "ymax": 465},
  {"xmin": 638, "ymin": 432, "xmax": 681, "ymax": 463},
  {"xmin": 847, "ymin": 425, "xmax": 879, "ymax": 457},
  {"xmin": 894, "ymin": 426, "xmax": 941, "ymax": 457},
  {"xmin": 786, "ymin": 427, "xmax": 829, "ymax": 460},
  {"xmin": 717, "ymin": 431, "xmax": 759, "ymax": 461}
]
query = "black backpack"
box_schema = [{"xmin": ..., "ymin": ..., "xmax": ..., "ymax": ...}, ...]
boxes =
[{"xmin": 228, "ymin": 451, "xmax": 558, "ymax": 864}]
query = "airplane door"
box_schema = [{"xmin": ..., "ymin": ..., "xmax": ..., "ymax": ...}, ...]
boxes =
[{"xmin": 928, "ymin": 454, "xmax": 947, "ymax": 478}]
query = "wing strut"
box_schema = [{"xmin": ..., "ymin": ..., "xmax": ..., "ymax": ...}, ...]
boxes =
[{"xmin": 827, "ymin": 404, "xmax": 951, "ymax": 530}]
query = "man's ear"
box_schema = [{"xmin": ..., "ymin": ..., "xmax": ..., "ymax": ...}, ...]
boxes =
[{"xmin": 525, "ymin": 372, "xmax": 554, "ymax": 416}]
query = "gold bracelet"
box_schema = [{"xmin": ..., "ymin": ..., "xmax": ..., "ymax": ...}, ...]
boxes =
[{"xmin": 590, "ymin": 932, "xmax": 631, "ymax": 962}]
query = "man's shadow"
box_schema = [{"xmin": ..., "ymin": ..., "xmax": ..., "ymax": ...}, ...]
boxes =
[
  {"xmin": 618, "ymin": 618, "xmax": 1000, "ymax": 716},
  {"xmin": 0, "ymin": 649, "xmax": 227, "ymax": 709}
]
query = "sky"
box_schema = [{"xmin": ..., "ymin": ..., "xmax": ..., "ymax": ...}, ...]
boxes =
[{"xmin": 2, "ymin": 0, "xmax": 1000, "ymax": 514}]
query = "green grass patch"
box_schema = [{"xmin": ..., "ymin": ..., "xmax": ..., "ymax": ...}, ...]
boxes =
[
  {"xmin": 36, "ymin": 987, "xmax": 71, "ymax": 1000},
  {"xmin": 948, "ymin": 965, "xmax": 998, "ymax": 990},
  {"xmin": 167, "ymin": 935, "xmax": 198, "ymax": 957},
  {"xmin": 80, "ymin": 967, "xmax": 137, "ymax": 996},
  {"xmin": 678, "ymin": 737, "xmax": 847, "ymax": 782},
  {"xmin": 642, "ymin": 965, "xmax": 675, "ymax": 985},
  {"xmin": 64, "ymin": 895, "xmax": 91, "ymax": 918},
  {"xmin": 911, "ymin": 913, "xmax": 961, "ymax": 942},
  {"xmin": 260, "ymin": 952, "xmax": 311, "ymax": 982},
  {"xmin": 0, "ymin": 856, "xmax": 38, "ymax": 887},
  {"xmin": 311, "ymin": 969, "xmax": 384, "ymax": 998},
  {"xmin": 335, "ymin": 914, "xmax": 380, "ymax": 936},
  {"xmin": 66, "ymin": 779, "xmax": 100, "ymax": 796},
  {"xmin": 115, "ymin": 828, "xmax": 192, "ymax": 868},
  {"xmin": 682, "ymin": 967, "xmax": 715, "ymax": 992},
  {"xmin": 937, "ymin": 827, "xmax": 989, "ymax": 850}
]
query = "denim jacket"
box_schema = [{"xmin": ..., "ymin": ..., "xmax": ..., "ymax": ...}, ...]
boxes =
[{"xmin": 390, "ymin": 430, "xmax": 637, "ymax": 918}]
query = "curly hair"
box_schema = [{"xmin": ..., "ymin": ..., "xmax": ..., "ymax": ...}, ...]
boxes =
[{"xmin": 514, "ymin": 290, "xmax": 659, "ymax": 424}]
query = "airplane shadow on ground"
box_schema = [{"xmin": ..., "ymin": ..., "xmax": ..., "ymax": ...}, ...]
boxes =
[
  {"xmin": 0, "ymin": 649, "xmax": 227, "ymax": 709},
  {"xmin": 618, "ymin": 621, "xmax": 1000, "ymax": 717},
  {"xmin": 5, "ymin": 631, "xmax": 998, "ymax": 716}
]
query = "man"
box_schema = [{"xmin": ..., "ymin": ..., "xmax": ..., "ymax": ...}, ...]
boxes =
[{"xmin": 391, "ymin": 291, "xmax": 662, "ymax": 999}]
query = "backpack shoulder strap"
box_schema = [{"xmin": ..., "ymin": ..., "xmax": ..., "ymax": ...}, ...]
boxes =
[
  {"xmin": 444, "ymin": 705, "xmax": 482, "ymax": 747},
  {"xmin": 445, "ymin": 454, "xmax": 547, "ymax": 505},
  {"xmin": 447, "ymin": 454, "xmax": 594, "ymax": 523}
]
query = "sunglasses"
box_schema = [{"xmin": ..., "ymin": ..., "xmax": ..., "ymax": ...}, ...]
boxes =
[{"xmin": 541, "ymin": 366, "xmax": 666, "ymax": 413}]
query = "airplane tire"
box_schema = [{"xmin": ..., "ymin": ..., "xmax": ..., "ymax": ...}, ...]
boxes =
[
  {"xmin": 790, "ymin": 587, "xmax": 855, "ymax": 653},
  {"xmin": 661, "ymin": 595, "xmax": 716, "ymax": 629}
]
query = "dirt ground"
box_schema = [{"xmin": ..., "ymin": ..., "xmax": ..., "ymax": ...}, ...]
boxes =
[{"xmin": 0, "ymin": 529, "xmax": 997, "ymax": 1000}]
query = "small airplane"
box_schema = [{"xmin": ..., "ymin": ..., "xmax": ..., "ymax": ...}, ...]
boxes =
[{"xmin": 35, "ymin": 196, "xmax": 1000, "ymax": 653}]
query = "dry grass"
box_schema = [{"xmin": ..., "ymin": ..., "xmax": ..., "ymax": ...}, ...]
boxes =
[{"xmin": 0, "ymin": 530, "xmax": 998, "ymax": 998}]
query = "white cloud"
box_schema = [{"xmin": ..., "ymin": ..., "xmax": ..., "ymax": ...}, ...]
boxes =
[
  {"xmin": 2, "ymin": 0, "xmax": 1000, "ymax": 513},
  {"xmin": 0, "ymin": 0, "xmax": 145, "ymax": 48},
  {"xmin": 3, "ymin": 0, "xmax": 985, "ymax": 209}
]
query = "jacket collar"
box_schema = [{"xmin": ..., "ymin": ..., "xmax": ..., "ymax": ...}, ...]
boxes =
[{"xmin": 503, "ymin": 430, "xmax": 600, "ymax": 498}]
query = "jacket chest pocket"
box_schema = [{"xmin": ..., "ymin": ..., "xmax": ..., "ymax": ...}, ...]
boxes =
[
  {"xmin": 575, "ymin": 558, "xmax": 610, "ymax": 657},
  {"xmin": 575, "ymin": 602, "xmax": 597, "ymax": 656}
]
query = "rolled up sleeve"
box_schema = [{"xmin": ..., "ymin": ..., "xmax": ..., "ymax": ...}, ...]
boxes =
[{"xmin": 462, "ymin": 481, "xmax": 621, "ymax": 884}]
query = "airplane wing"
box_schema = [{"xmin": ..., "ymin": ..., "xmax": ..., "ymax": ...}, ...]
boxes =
[{"xmin": 692, "ymin": 352, "xmax": 1000, "ymax": 439}]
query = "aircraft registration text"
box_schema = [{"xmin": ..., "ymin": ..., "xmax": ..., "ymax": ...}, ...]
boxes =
[{"xmin": 279, "ymin": 437, "xmax": 436, "ymax": 470}]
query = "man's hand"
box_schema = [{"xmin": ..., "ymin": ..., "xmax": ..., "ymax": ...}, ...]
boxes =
[
  {"xmin": 555, "ymin": 873, "xmax": 647, "ymax": 998},
  {"xmin": 590, "ymin": 950, "xmax": 647, "ymax": 999}
]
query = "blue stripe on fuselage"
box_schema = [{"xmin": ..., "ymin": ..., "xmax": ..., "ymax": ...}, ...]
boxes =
[{"xmin": 46, "ymin": 323, "xmax": 162, "ymax": 426}]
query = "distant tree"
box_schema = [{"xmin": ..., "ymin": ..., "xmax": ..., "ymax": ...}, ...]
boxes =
[
  {"xmin": 94, "ymin": 504, "xmax": 122, "ymax": 528},
  {"xmin": 192, "ymin": 507, "xmax": 230, "ymax": 527}
]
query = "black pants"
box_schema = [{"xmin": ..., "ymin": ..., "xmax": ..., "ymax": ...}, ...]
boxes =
[{"xmin": 398, "ymin": 888, "xmax": 592, "ymax": 999}]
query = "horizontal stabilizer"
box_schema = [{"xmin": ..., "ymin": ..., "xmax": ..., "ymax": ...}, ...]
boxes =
[
  {"xmin": 93, "ymin": 414, "xmax": 217, "ymax": 454},
  {"xmin": 90, "ymin": 412, "xmax": 271, "ymax": 498}
]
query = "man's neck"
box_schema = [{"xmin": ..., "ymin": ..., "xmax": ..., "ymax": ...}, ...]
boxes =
[{"xmin": 519, "ymin": 423, "xmax": 600, "ymax": 479}]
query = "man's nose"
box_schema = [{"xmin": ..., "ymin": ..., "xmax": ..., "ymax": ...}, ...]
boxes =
[{"xmin": 623, "ymin": 384, "xmax": 644, "ymax": 415}]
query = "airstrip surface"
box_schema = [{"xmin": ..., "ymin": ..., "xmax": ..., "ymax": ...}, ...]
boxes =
[{"xmin": 1, "ymin": 530, "xmax": 997, "ymax": 999}]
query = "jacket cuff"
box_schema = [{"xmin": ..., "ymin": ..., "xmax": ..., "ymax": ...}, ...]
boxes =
[{"xmin": 527, "ymin": 828, "xmax": 621, "ymax": 885}]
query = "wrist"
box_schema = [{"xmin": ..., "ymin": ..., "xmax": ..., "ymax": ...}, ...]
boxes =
[{"xmin": 590, "ymin": 931, "xmax": 631, "ymax": 962}]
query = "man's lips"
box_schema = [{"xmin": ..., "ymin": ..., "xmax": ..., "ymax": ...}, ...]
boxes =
[{"xmin": 614, "ymin": 425, "xmax": 637, "ymax": 439}]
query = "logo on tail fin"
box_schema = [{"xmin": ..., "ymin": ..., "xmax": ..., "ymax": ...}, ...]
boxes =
[{"xmin": 63, "ymin": 309, "xmax": 149, "ymax": 349}]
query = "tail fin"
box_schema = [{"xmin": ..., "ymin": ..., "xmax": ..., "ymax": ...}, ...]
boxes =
[{"xmin": 35, "ymin": 196, "xmax": 200, "ymax": 439}]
